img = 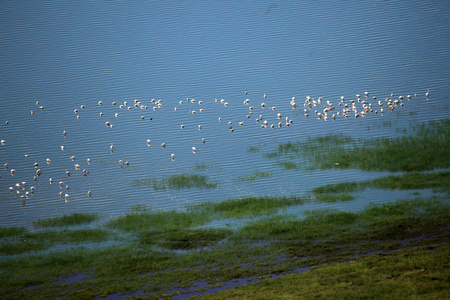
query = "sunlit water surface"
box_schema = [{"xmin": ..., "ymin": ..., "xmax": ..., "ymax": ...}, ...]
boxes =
[{"xmin": 0, "ymin": 1, "xmax": 449, "ymax": 228}]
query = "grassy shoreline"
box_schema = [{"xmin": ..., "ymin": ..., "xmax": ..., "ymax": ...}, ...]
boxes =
[{"xmin": 0, "ymin": 169, "xmax": 448, "ymax": 299}]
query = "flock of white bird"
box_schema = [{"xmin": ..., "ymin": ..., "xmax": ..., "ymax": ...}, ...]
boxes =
[{"xmin": 1, "ymin": 89, "xmax": 429, "ymax": 205}]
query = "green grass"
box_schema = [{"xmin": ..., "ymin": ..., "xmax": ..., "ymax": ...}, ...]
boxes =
[
  {"xmin": 1, "ymin": 169, "xmax": 449, "ymax": 299},
  {"xmin": 0, "ymin": 196, "xmax": 448, "ymax": 299},
  {"xmin": 32, "ymin": 213, "xmax": 100, "ymax": 228},
  {"xmin": 194, "ymin": 196, "xmax": 312, "ymax": 219},
  {"xmin": 193, "ymin": 245, "xmax": 450, "ymax": 299},
  {"xmin": 0, "ymin": 229, "xmax": 112, "ymax": 255},
  {"xmin": 0, "ymin": 227, "xmax": 26, "ymax": 238},
  {"xmin": 141, "ymin": 228, "xmax": 233, "ymax": 250},
  {"xmin": 106, "ymin": 208, "xmax": 212, "ymax": 233},
  {"xmin": 311, "ymin": 171, "xmax": 450, "ymax": 200},
  {"xmin": 368, "ymin": 171, "xmax": 450, "ymax": 194},
  {"xmin": 264, "ymin": 119, "xmax": 450, "ymax": 172},
  {"xmin": 132, "ymin": 174, "xmax": 218, "ymax": 190},
  {"xmin": 232, "ymin": 197, "xmax": 449, "ymax": 242}
]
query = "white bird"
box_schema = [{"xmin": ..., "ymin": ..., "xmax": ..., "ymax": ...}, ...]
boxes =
[
  {"xmin": 1, "ymin": 140, "xmax": 5, "ymax": 145},
  {"xmin": 98, "ymin": 101, "xmax": 103, "ymax": 105},
  {"xmin": 49, "ymin": 178, "xmax": 53, "ymax": 184},
  {"xmin": 147, "ymin": 139, "xmax": 151, "ymax": 145},
  {"xmin": 192, "ymin": 147, "xmax": 196, "ymax": 154},
  {"xmin": 87, "ymin": 158, "xmax": 91, "ymax": 164},
  {"xmin": 110, "ymin": 143, "xmax": 114, "ymax": 151},
  {"xmin": 87, "ymin": 191, "xmax": 92, "ymax": 197},
  {"xmin": 161, "ymin": 143, "xmax": 166, "ymax": 148}
]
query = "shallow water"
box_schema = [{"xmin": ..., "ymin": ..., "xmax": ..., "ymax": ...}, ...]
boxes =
[{"xmin": 1, "ymin": 1, "xmax": 449, "ymax": 228}]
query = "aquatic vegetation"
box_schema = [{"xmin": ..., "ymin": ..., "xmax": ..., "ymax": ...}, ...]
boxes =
[
  {"xmin": 232, "ymin": 197, "xmax": 449, "ymax": 243},
  {"xmin": 367, "ymin": 170, "xmax": 450, "ymax": 194},
  {"xmin": 31, "ymin": 213, "xmax": 100, "ymax": 228},
  {"xmin": 132, "ymin": 174, "xmax": 218, "ymax": 190},
  {"xmin": 194, "ymin": 196, "xmax": 312, "ymax": 219},
  {"xmin": 0, "ymin": 227, "xmax": 26, "ymax": 238},
  {"xmin": 311, "ymin": 170, "xmax": 450, "ymax": 198},
  {"xmin": 238, "ymin": 171, "xmax": 271, "ymax": 183},
  {"xmin": 197, "ymin": 245, "xmax": 449, "ymax": 299},
  {"xmin": 276, "ymin": 161, "xmax": 298, "ymax": 170},
  {"xmin": 247, "ymin": 146, "xmax": 261, "ymax": 152},
  {"xmin": 264, "ymin": 119, "xmax": 450, "ymax": 172},
  {"xmin": 0, "ymin": 196, "xmax": 448, "ymax": 299},
  {"xmin": 190, "ymin": 163, "xmax": 212, "ymax": 171},
  {"xmin": 312, "ymin": 181, "xmax": 358, "ymax": 203},
  {"xmin": 141, "ymin": 228, "xmax": 233, "ymax": 250},
  {"xmin": 106, "ymin": 209, "xmax": 212, "ymax": 233}
]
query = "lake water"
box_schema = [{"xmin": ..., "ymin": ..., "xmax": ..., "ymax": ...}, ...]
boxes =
[{"xmin": 1, "ymin": 1, "xmax": 449, "ymax": 228}]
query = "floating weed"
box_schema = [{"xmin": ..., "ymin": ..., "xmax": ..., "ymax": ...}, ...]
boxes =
[
  {"xmin": 132, "ymin": 174, "xmax": 217, "ymax": 190},
  {"xmin": 32, "ymin": 213, "xmax": 100, "ymax": 228},
  {"xmin": 238, "ymin": 171, "xmax": 272, "ymax": 183}
]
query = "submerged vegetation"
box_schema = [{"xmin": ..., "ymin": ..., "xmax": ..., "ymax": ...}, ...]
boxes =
[
  {"xmin": 132, "ymin": 174, "xmax": 218, "ymax": 190},
  {"xmin": 238, "ymin": 171, "xmax": 271, "ymax": 183},
  {"xmin": 1, "ymin": 170, "xmax": 448, "ymax": 298},
  {"xmin": 264, "ymin": 119, "xmax": 450, "ymax": 172},
  {"xmin": 31, "ymin": 213, "xmax": 100, "ymax": 228}
]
